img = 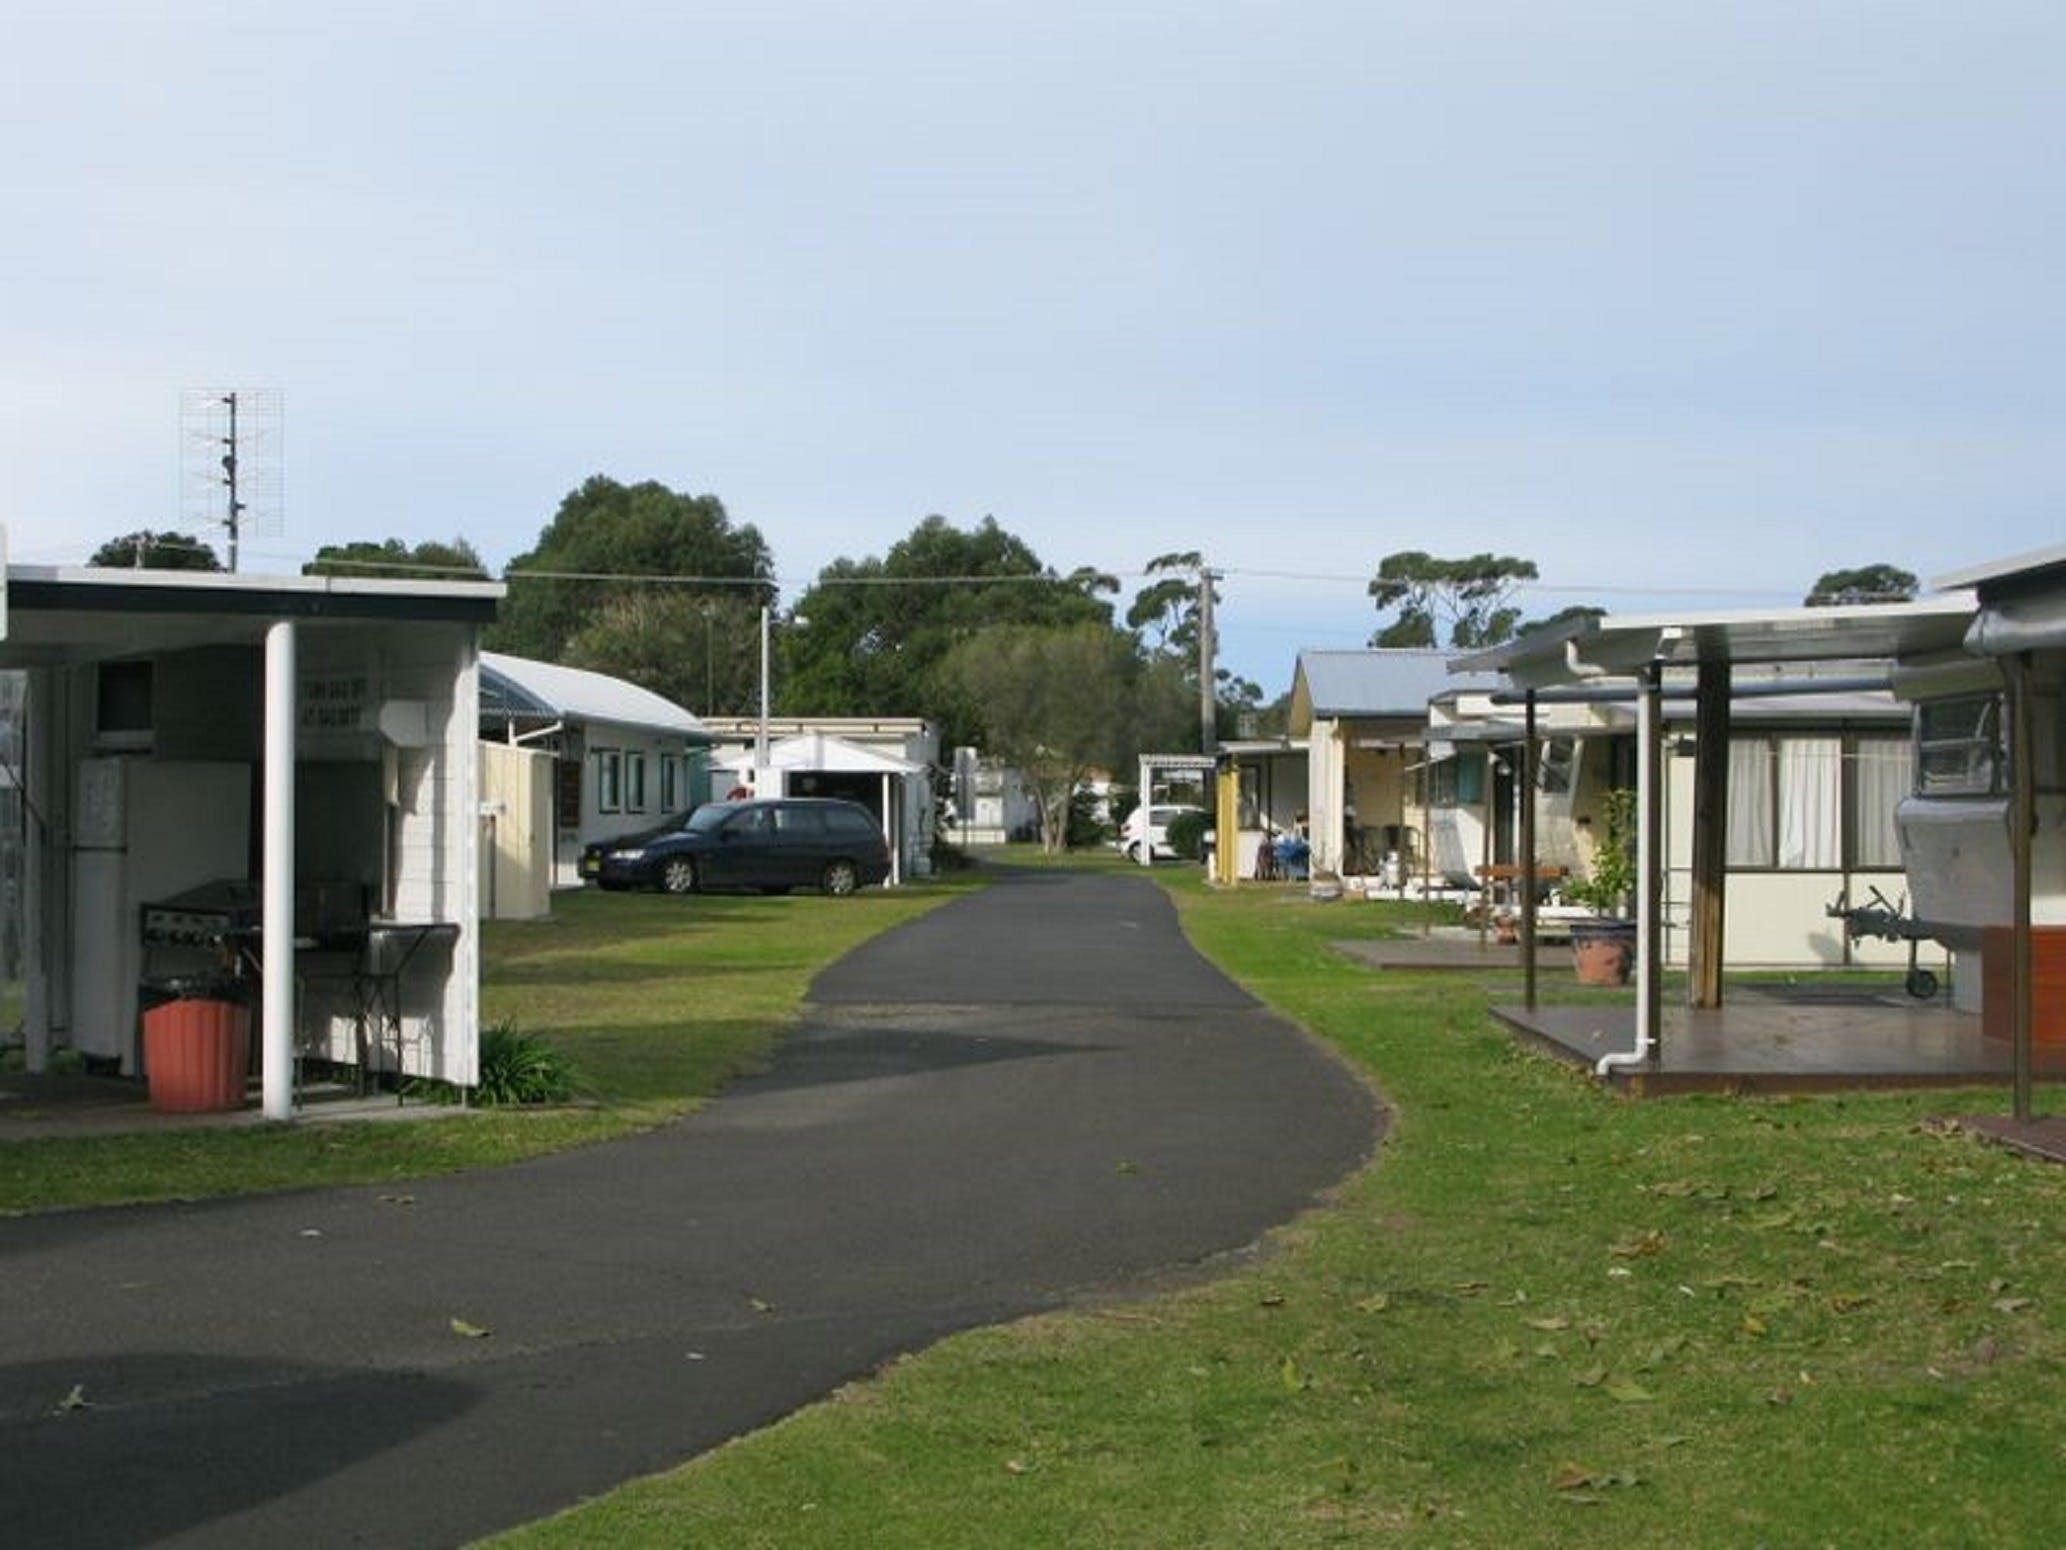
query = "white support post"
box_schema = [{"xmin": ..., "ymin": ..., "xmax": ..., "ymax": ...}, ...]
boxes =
[
  {"xmin": 881, "ymin": 771, "xmax": 899, "ymax": 887},
  {"xmin": 262, "ymin": 620, "xmax": 297, "ymax": 1121},
  {"xmin": 1138, "ymin": 757, "xmax": 1152, "ymax": 866},
  {"xmin": 22, "ymin": 667, "xmax": 50, "ymax": 1072}
]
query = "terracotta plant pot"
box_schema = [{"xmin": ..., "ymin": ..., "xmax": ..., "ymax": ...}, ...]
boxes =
[{"xmin": 1570, "ymin": 918, "xmax": 1636, "ymax": 987}]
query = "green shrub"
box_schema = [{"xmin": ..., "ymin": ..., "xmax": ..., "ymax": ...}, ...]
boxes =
[
  {"xmin": 474, "ymin": 1023, "xmax": 580, "ymax": 1106},
  {"xmin": 1567, "ymin": 787, "xmax": 1636, "ymax": 916},
  {"xmin": 1165, "ymin": 809, "xmax": 1209, "ymax": 861}
]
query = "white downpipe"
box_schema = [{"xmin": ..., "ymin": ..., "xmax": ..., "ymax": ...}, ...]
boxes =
[
  {"xmin": 262, "ymin": 620, "xmax": 298, "ymax": 1121},
  {"xmin": 1597, "ymin": 668, "xmax": 1659, "ymax": 1078}
]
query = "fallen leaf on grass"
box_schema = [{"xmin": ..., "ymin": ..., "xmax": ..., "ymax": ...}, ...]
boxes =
[
  {"xmin": 1354, "ymin": 1293, "xmax": 1390, "ymax": 1314},
  {"xmin": 1004, "ymin": 1458, "xmax": 1033, "ymax": 1475},
  {"xmin": 1993, "ymin": 1297, "xmax": 2035, "ymax": 1315},
  {"xmin": 1828, "ymin": 1292, "xmax": 1873, "ymax": 1314},
  {"xmin": 1281, "ymin": 1357, "xmax": 1308, "ymax": 1392},
  {"xmin": 449, "ymin": 1318, "xmax": 491, "ymax": 1339},
  {"xmin": 1259, "ymin": 1292, "xmax": 1287, "ymax": 1308},
  {"xmin": 1608, "ymin": 1230, "xmax": 1667, "ymax": 1259},
  {"xmin": 1573, "ymin": 1364, "xmax": 1608, "ymax": 1388},
  {"xmin": 53, "ymin": 1384, "xmax": 88, "ymax": 1414},
  {"xmin": 1742, "ymin": 1315, "xmax": 1768, "ymax": 1338},
  {"xmin": 1605, "ymin": 1379, "xmax": 1655, "ymax": 1404},
  {"xmin": 1453, "ymin": 1280, "xmax": 1491, "ymax": 1297},
  {"xmin": 1553, "ymin": 1463, "xmax": 1642, "ymax": 1494},
  {"xmin": 1526, "ymin": 1316, "xmax": 1571, "ymax": 1332},
  {"xmin": 1115, "ymin": 1160, "xmax": 1139, "ymax": 1176},
  {"xmin": 748, "ymin": 1297, "xmax": 776, "ymax": 1315}
]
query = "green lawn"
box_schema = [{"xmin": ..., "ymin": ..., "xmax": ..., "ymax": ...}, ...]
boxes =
[
  {"xmin": 499, "ymin": 865, "xmax": 2066, "ymax": 1548},
  {"xmin": 0, "ymin": 879, "xmax": 978, "ymax": 1216}
]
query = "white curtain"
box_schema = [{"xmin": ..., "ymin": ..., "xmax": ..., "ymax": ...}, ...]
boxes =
[
  {"xmin": 1852, "ymin": 735, "xmax": 1907, "ymax": 868},
  {"xmin": 1726, "ymin": 738, "xmax": 1774, "ymax": 867},
  {"xmin": 1777, "ymin": 736, "xmax": 1842, "ymax": 870}
]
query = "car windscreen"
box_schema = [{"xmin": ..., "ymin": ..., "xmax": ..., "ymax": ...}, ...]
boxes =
[{"xmin": 685, "ymin": 802, "xmax": 740, "ymax": 833}]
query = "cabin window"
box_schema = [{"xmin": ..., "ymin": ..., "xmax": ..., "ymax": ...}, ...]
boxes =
[
  {"xmin": 625, "ymin": 752, "xmax": 648, "ymax": 813},
  {"xmin": 1726, "ymin": 739, "xmax": 1776, "ymax": 867},
  {"xmin": 1727, "ymin": 736, "xmax": 1845, "ymax": 871},
  {"xmin": 1428, "ymin": 752, "xmax": 1485, "ymax": 809},
  {"xmin": 1849, "ymin": 735, "xmax": 1907, "ymax": 868},
  {"xmin": 1537, "ymin": 737, "xmax": 1576, "ymax": 796},
  {"xmin": 659, "ymin": 756, "xmax": 679, "ymax": 812},
  {"xmin": 596, "ymin": 750, "xmax": 622, "ymax": 812},
  {"xmin": 1914, "ymin": 695, "xmax": 2003, "ymax": 797}
]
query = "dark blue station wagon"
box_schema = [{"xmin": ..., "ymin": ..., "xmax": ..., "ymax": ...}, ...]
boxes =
[{"xmin": 579, "ymin": 798, "xmax": 893, "ymax": 896}]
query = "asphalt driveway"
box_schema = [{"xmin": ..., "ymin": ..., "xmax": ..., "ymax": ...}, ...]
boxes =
[{"xmin": 0, "ymin": 867, "xmax": 1377, "ymax": 1547}]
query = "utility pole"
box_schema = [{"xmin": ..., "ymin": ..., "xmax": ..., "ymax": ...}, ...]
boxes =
[
  {"xmin": 757, "ymin": 602, "xmax": 772, "ymax": 783},
  {"xmin": 1197, "ymin": 561, "xmax": 1218, "ymax": 755}
]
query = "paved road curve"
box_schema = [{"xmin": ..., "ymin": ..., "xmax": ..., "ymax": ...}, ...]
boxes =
[{"xmin": 1, "ymin": 869, "xmax": 1377, "ymax": 1547}]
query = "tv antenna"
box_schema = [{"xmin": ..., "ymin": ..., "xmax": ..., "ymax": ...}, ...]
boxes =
[{"xmin": 180, "ymin": 389, "xmax": 282, "ymax": 571}]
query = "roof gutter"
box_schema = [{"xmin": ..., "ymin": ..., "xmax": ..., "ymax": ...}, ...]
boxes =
[{"xmin": 1488, "ymin": 673, "xmax": 1891, "ymax": 706}]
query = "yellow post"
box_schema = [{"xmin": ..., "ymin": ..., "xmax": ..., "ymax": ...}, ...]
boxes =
[{"xmin": 1216, "ymin": 763, "xmax": 1242, "ymax": 886}]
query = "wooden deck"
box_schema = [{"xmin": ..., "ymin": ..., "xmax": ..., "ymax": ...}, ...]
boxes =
[
  {"xmin": 1491, "ymin": 991, "xmax": 2064, "ymax": 1096},
  {"xmin": 1331, "ymin": 935, "xmax": 1564, "ymax": 974},
  {"xmin": 1957, "ymin": 1114, "xmax": 2066, "ymax": 1166}
]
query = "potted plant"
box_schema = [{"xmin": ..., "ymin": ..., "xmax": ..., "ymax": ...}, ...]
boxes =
[{"xmin": 1566, "ymin": 788, "xmax": 1637, "ymax": 986}]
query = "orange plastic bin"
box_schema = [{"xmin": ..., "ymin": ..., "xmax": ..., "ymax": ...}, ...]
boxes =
[{"xmin": 142, "ymin": 998, "xmax": 251, "ymax": 1113}]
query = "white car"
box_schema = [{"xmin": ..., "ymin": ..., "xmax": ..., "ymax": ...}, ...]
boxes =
[{"xmin": 1118, "ymin": 803, "xmax": 1204, "ymax": 862}]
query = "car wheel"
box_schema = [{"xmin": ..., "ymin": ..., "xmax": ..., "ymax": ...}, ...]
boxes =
[
  {"xmin": 1124, "ymin": 842, "xmax": 1141, "ymax": 863},
  {"xmin": 661, "ymin": 857, "xmax": 697, "ymax": 895},
  {"xmin": 822, "ymin": 860, "xmax": 859, "ymax": 897}
]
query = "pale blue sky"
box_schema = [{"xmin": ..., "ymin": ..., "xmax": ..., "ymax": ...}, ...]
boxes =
[{"xmin": 4, "ymin": 2, "xmax": 2060, "ymax": 693}]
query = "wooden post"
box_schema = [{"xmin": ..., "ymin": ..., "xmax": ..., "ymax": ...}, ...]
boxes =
[
  {"xmin": 1688, "ymin": 659, "xmax": 1730, "ymax": 1008},
  {"xmin": 2006, "ymin": 653, "xmax": 2036, "ymax": 1123},
  {"xmin": 1522, "ymin": 691, "xmax": 1539, "ymax": 1010}
]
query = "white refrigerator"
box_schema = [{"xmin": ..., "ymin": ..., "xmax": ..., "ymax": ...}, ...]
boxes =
[{"xmin": 71, "ymin": 758, "xmax": 252, "ymax": 1070}]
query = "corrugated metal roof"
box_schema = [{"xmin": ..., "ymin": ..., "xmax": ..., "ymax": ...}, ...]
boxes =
[
  {"xmin": 479, "ymin": 652, "xmax": 710, "ymax": 741},
  {"xmin": 1297, "ymin": 649, "xmax": 1502, "ymax": 718}
]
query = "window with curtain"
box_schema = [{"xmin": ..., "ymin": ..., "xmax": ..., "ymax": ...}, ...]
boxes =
[
  {"xmin": 1777, "ymin": 736, "xmax": 1842, "ymax": 869},
  {"xmin": 1850, "ymin": 735, "xmax": 1907, "ymax": 868},
  {"xmin": 595, "ymin": 750, "xmax": 622, "ymax": 812},
  {"xmin": 1726, "ymin": 738, "xmax": 1775, "ymax": 867},
  {"xmin": 1455, "ymin": 752, "xmax": 1486, "ymax": 807}
]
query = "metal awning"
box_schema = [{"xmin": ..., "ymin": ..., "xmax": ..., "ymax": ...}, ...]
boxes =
[{"xmin": 1450, "ymin": 596, "xmax": 1979, "ymax": 688}]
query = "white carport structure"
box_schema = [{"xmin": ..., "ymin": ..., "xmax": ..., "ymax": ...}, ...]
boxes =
[
  {"xmin": 6, "ymin": 565, "xmax": 503, "ymax": 1120},
  {"xmin": 1455, "ymin": 597, "xmax": 1978, "ymax": 1072},
  {"xmin": 710, "ymin": 731, "xmax": 924, "ymax": 885}
]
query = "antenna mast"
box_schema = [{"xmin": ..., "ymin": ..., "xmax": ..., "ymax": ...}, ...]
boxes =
[{"xmin": 181, "ymin": 388, "xmax": 282, "ymax": 572}]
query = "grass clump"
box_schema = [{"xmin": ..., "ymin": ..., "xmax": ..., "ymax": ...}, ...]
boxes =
[{"xmin": 473, "ymin": 1022, "xmax": 582, "ymax": 1107}]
